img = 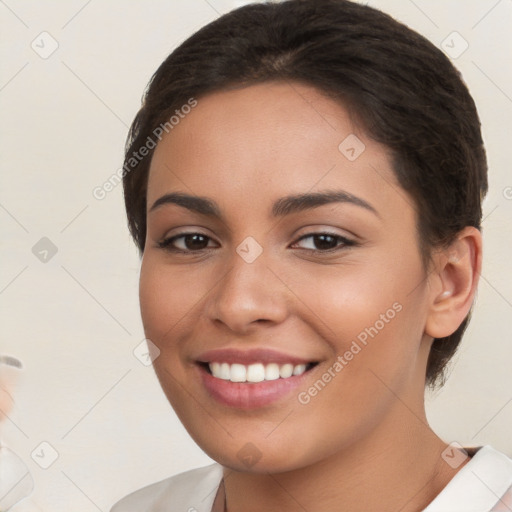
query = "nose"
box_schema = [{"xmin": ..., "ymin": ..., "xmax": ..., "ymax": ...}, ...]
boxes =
[{"xmin": 207, "ymin": 246, "xmax": 289, "ymax": 334}]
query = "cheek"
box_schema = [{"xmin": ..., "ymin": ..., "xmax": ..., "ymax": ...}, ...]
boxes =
[
  {"xmin": 289, "ymin": 252, "xmax": 426, "ymax": 376},
  {"xmin": 291, "ymin": 261, "xmax": 402, "ymax": 333},
  {"xmin": 284, "ymin": 264, "xmax": 426, "ymax": 448},
  {"xmin": 138, "ymin": 256, "xmax": 196, "ymax": 410},
  {"xmin": 139, "ymin": 262, "xmax": 168, "ymax": 342},
  {"xmin": 139, "ymin": 255, "xmax": 202, "ymax": 344}
]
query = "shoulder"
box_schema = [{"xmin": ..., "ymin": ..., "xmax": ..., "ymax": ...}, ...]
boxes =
[
  {"xmin": 110, "ymin": 463, "xmax": 223, "ymax": 512},
  {"xmin": 424, "ymin": 445, "xmax": 512, "ymax": 512}
]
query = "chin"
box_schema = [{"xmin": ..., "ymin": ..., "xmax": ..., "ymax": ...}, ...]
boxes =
[{"xmin": 204, "ymin": 443, "xmax": 309, "ymax": 474}]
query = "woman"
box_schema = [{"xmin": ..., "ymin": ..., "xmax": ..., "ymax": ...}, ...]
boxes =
[{"xmin": 111, "ymin": 0, "xmax": 512, "ymax": 510}]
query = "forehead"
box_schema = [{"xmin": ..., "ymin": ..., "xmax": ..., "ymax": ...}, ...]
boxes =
[
  {"xmin": 150, "ymin": 81, "xmax": 363, "ymax": 168},
  {"xmin": 147, "ymin": 81, "xmax": 404, "ymax": 220}
]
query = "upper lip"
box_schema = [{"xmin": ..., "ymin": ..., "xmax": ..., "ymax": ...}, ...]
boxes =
[{"xmin": 196, "ymin": 348, "xmax": 316, "ymax": 366}]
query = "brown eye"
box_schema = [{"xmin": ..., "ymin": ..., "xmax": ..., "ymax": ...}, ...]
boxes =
[
  {"xmin": 292, "ymin": 233, "xmax": 356, "ymax": 252},
  {"xmin": 158, "ymin": 233, "xmax": 216, "ymax": 252}
]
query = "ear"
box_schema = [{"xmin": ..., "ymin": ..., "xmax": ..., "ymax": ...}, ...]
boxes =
[{"xmin": 424, "ymin": 226, "xmax": 483, "ymax": 339}]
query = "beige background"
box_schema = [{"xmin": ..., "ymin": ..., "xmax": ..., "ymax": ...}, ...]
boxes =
[{"xmin": 1, "ymin": 0, "xmax": 511, "ymax": 510}]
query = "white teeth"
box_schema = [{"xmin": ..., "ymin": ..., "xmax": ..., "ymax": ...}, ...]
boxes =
[
  {"xmin": 220, "ymin": 362, "xmax": 230, "ymax": 380},
  {"xmin": 293, "ymin": 364, "xmax": 306, "ymax": 376},
  {"xmin": 264, "ymin": 363, "xmax": 280, "ymax": 381},
  {"xmin": 230, "ymin": 363, "xmax": 246, "ymax": 382},
  {"xmin": 210, "ymin": 362, "xmax": 221, "ymax": 377},
  {"xmin": 279, "ymin": 363, "xmax": 294, "ymax": 378},
  {"xmin": 246, "ymin": 363, "xmax": 265, "ymax": 383},
  {"xmin": 208, "ymin": 362, "xmax": 310, "ymax": 382}
]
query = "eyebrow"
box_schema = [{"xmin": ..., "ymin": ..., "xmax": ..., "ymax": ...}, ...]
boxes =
[{"xmin": 149, "ymin": 190, "xmax": 379, "ymax": 219}]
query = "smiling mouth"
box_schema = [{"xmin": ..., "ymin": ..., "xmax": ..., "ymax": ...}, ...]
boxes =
[{"xmin": 199, "ymin": 361, "xmax": 318, "ymax": 383}]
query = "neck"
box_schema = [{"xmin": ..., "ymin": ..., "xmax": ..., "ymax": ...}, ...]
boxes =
[{"xmin": 221, "ymin": 402, "xmax": 467, "ymax": 512}]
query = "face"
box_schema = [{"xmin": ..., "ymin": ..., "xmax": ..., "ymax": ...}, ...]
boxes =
[{"xmin": 139, "ymin": 81, "xmax": 434, "ymax": 473}]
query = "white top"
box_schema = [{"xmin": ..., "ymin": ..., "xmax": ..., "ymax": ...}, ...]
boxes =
[{"xmin": 110, "ymin": 445, "xmax": 512, "ymax": 512}]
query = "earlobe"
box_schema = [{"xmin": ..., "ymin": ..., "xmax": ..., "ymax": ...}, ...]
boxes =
[{"xmin": 424, "ymin": 227, "xmax": 483, "ymax": 339}]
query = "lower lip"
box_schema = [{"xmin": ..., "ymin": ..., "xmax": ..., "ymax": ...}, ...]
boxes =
[{"xmin": 198, "ymin": 365, "xmax": 312, "ymax": 409}]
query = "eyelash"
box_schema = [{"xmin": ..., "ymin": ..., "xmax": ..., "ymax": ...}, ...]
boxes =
[{"xmin": 157, "ymin": 231, "xmax": 357, "ymax": 255}]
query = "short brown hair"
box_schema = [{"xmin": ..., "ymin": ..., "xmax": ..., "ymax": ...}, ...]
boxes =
[{"xmin": 122, "ymin": 0, "xmax": 488, "ymax": 388}]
